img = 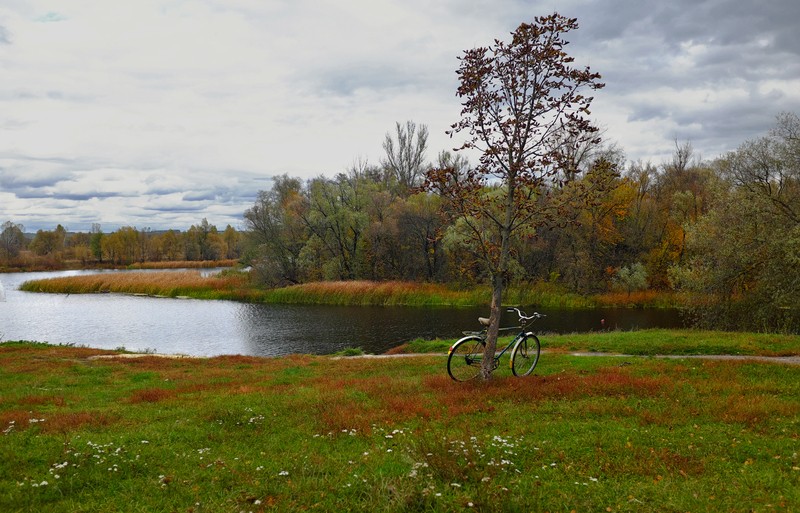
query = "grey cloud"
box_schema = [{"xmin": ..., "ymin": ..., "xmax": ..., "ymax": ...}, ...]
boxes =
[
  {"xmin": 182, "ymin": 190, "xmax": 217, "ymax": 202},
  {"xmin": 0, "ymin": 169, "xmax": 74, "ymax": 189},
  {"xmin": 0, "ymin": 152, "xmax": 78, "ymax": 166},
  {"xmin": 311, "ymin": 63, "xmax": 425, "ymax": 97},
  {"xmin": 626, "ymin": 104, "xmax": 670, "ymax": 123},
  {"xmin": 11, "ymin": 188, "xmax": 62, "ymax": 199},
  {"xmin": 574, "ymin": 0, "xmax": 800, "ymax": 65},
  {"xmin": 0, "ymin": 89, "xmax": 96, "ymax": 103},
  {"xmin": 57, "ymin": 191, "xmax": 126, "ymax": 201},
  {"xmin": 143, "ymin": 203, "xmax": 209, "ymax": 214},
  {"xmin": 0, "ymin": 25, "xmax": 10, "ymax": 44},
  {"xmin": 144, "ymin": 185, "xmax": 183, "ymax": 196},
  {"xmin": 10, "ymin": 188, "xmax": 125, "ymax": 201},
  {"xmin": 181, "ymin": 181, "xmax": 262, "ymax": 204}
]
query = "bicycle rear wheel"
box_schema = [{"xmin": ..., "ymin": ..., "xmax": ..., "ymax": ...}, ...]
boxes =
[
  {"xmin": 447, "ymin": 336, "xmax": 485, "ymax": 381},
  {"xmin": 511, "ymin": 334, "xmax": 540, "ymax": 377}
]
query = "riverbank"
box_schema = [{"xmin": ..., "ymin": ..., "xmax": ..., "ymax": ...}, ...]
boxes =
[
  {"xmin": 19, "ymin": 270, "xmax": 689, "ymax": 308},
  {"xmin": 1, "ymin": 338, "xmax": 797, "ymax": 512}
]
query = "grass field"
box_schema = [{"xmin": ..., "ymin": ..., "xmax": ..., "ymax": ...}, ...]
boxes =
[
  {"xmin": 1, "ymin": 338, "xmax": 798, "ymax": 512},
  {"xmin": 394, "ymin": 329, "xmax": 800, "ymax": 358}
]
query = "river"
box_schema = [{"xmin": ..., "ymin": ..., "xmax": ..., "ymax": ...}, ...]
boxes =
[{"xmin": 0, "ymin": 270, "xmax": 685, "ymax": 357}]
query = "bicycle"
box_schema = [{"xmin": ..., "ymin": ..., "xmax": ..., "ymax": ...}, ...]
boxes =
[{"xmin": 447, "ymin": 307, "xmax": 544, "ymax": 381}]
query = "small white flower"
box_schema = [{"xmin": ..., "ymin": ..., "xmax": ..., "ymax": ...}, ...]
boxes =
[{"xmin": 278, "ymin": 470, "xmax": 289, "ymax": 476}]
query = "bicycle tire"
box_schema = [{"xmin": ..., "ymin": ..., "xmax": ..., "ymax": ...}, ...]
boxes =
[
  {"xmin": 447, "ymin": 336, "xmax": 485, "ymax": 381},
  {"xmin": 511, "ymin": 334, "xmax": 540, "ymax": 377}
]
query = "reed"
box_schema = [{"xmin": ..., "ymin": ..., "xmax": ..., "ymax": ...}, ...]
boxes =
[
  {"xmin": 594, "ymin": 289, "xmax": 689, "ymax": 308},
  {"xmin": 504, "ymin": 283, "xmax": 597, "ymax": 309},
  {"xmin": 19, "ymin": 271, "xmax": 688, "ymax": 309},
  {"xmin": 20, "ymin": 271, "xmax": 248, "ymax": 299},
  {"xmin": 261, "ymin": 280, "xmax": 476, "ymax": 306}
]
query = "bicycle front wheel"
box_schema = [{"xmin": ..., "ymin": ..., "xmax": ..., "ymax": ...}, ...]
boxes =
[
  {"xmin": 447, "ymin": 336, "xmax": 485, "ymax": 382},
  {"xmin": 511, "ymin": 334, "xmax": 540, "ymax": 377}
]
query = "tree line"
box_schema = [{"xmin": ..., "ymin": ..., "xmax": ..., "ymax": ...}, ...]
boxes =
[
  {"xmin": 0, "ymin": 218, "xmax": 242, "ymax": 268},
  {"xmin": 243, "ymin": 112, "xmax": 800, "ymax": 333}
]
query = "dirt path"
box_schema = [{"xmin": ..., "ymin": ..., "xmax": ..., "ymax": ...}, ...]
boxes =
[
  {"xmin": 568, "ymin": 352, "xmax": 800, "ymax": 366},
  {"xmin": 90, "ymin": 351, "xmax": 800, "ymax": 366},
  {"xmin": 338, "ymin": 352, "xmax": 800, "ymax": 366}
]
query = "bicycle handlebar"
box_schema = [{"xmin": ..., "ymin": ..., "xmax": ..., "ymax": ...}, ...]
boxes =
[{"xmin": 506, "ymin": 306, "xmax": 545, "ymax": 322}]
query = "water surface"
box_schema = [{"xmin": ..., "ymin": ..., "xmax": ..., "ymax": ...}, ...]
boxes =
[{"xmin": 0, "ymin": 270, "xmax": 685, "ymax": 356}]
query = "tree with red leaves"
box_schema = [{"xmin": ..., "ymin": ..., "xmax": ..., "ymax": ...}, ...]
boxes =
[{"xmin": 426, "ymin": 14, "xmax": 605, "ymax": 379}]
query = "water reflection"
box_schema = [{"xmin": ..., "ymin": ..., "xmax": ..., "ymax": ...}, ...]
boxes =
[
  {"xmin": 235, "ymin": 304, "xmax": 490, "ymax": 356},
  {"xmin": 0, "ymin": 270, "xmax": 686, "ymax": 357}
]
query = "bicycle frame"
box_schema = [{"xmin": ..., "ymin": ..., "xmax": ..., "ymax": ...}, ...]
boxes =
[
  {"xmin": 460, "ymin": 323, "xmax": 529, "ymax": 369},
  {"xmin": 497, "ymin": 330, "xmax": 528, "ymax": 367}
]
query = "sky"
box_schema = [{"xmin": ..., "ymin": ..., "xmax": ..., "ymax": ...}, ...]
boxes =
[{"xmin": 1, "ymin": 0, "xmax": 799, "ymax": 232}]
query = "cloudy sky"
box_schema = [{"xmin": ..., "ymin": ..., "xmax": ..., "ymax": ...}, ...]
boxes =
[{"xmin": 1, "ymin": 0, "xmax": 799, "ymax": 232}]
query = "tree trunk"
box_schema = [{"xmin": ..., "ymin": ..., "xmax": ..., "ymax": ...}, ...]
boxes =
[
  {"xmin": 481, "ymin": 272, "xmax": 504, "ymax": 380},
  {"xmin": 481, "ymin": 180, "xmax": 515, "ymax": 379}
]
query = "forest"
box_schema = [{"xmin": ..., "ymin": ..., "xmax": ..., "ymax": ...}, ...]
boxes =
[
  {"xmin": 2, "ymin": 113, "xmax": 798, "ymax": 333},
  {"xmin": 241, "ymin": 113, "xmax": 799, "ymax": 333}
]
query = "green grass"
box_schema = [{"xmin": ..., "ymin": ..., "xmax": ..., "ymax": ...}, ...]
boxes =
[
  {"xmin": 391, "ymin": 329, "xmax": 800, "ymax": 357},
  {"xmin": 1, "ymin": 339, "xmax": 798, "ymax": 512}
]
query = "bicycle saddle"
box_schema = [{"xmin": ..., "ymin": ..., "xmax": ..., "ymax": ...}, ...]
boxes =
[{"xmin": 478, "ymin": 317, "xmax": 491, "ymax": 326}]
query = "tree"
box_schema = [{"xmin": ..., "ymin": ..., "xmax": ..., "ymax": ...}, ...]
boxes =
[
  {"xmin": 613, "ymin": 262, "xmax": 648, "ymax": 296},
  {"xmin": 298, "ymin": 173, "xmax": 369, "ymax": 280},
  {"xmin": 382, "ymin": 121, "xmax": 429, "ymax": 194},
  {"xmin": 555, "ymin": 157, "xmax": 628, "ymax": 291},
  {"xmin": 426, "ymin": 14, "xmax": 605, "ymax": 379},
  {"xmin": 153, "ymin": 229, "xmax": 183, "ymax": 261},
  {"xmin": 0, "ymin": 221, "xmax": 26, "ymax": 260},
  {"xmin": 90, "ymin": 224, "xmax": 104, "ymax": 263},
  {"xmin": 30, "ymin": 226, "xmax": 66, "ymax": 257},
  {"xmin": 244, "ymin": 175, "xmax": 307, "ymax": 285},
  {"xmin": 674, "ymin": 113, "xmax": 800, "ymax": 332},
  {"xmin": 395, "ymin": 192, "xmax": 447, "ymax": 280},
  {"xmin": 221, "ymin": 225, "xmax": 241, "ymax": 259}
]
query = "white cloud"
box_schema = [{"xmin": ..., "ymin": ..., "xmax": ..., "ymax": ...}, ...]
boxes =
[{"xmin": 2, "ymin": 0, "xmax": 799, "ymax": 230}]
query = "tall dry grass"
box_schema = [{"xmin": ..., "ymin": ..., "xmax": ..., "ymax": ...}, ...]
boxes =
[
  {"xmin": 20, "ymin": 271, "xmax": 248, "ymax": 298},
  {"xmin": 595, "ymin": 289, "xmax": 690, "ymax": 308},
  {"xmin": 20, "ymin": 271, "xmax": 688, "ymax": 309},
  {"xmin": 263, "ymin": 280, "xmax": 473, "ymax": 306}
]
